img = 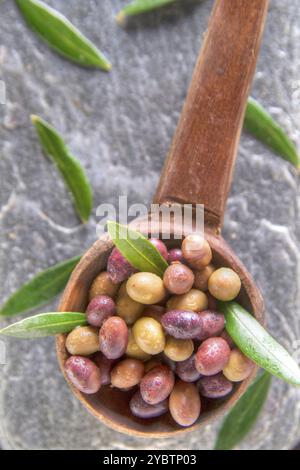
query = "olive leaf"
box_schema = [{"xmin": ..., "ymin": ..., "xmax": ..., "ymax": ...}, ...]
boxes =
[
  {"xmin": 0, "ymin": 255, "xmax": 81, "ymax": 317},
  {"xmin": 107, "ymin": 221, "xmax": 168, "ymax": 277},
  {"xmin": 0, "ymin": 312, "xmax": 87, "ymax": 338},
  {"xmin": 244, "ymin": 98, "xmax": 300, "ymax": 169},
  {"xmin": 32, "ymin": 115, "xmax": 93, "ymax": 223},
  {"xmin": 116, "ymin": 0, "xmax": 177, "ymax": 24},
  {"xmin": 215, "ymin": 371, "xmax": 271, "ymax": 450},
  {"xmin": 218, "ymin": 301, "xmax": 300, "ymax": 386},
  {"xmin": 15, "ymin": 0, "xmax": 111, "ymax": 70}
]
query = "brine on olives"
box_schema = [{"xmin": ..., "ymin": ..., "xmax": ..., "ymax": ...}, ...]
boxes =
[
  {"xmin": 89, "ymin": 271, "xmax": 119, "ymax": 300},
  {"xmin": 86, "ymin": 294, "xmax": 116, "ymax": 327},
  {"xmin": 64, "ymin": 356, "xmax": 102, "ymax": 394},
  {"xmin": 195, "ymin": 337, "xmax": 230, "ymax": 376},
  {"xmin": 161, "ymin": 309, "xmax": 203, "ymax": 339},
  {"xmin": 163, "ymin": 263, "xmax": 194, "ymax": 295},
  {"xmin": 208, "ymin": 267, "xmax": 241, "ymax": 301},
  {"xmin": 140, "ymin": 365, "xmax": 175, "ymax": 404},
  {"xmin": 130, "ymin": 390, "xmax": 169, "ymax": 419},
  {"xmin": 169, "ymin": 381, "xmax": 201, "ymax": 427},
  {"xmin": 126, "ymin": 272, "xmax": 167, "ymax": 305},
  {"xmin": 66, "ymin": 326, "xmax": 99, "ymax": 356},
  {"xmin": 111, "ymin": 358, "xmax": 144, "ymax": 389},
  {"xmin": 99, "ymin": 316, "xmax": 128, "ymax": 359},
  {"xmin": 133, "ymin": 317, "xmax": 166, "ymax": 355}
]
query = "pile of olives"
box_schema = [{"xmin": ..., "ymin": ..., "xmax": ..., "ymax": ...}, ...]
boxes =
[{"xmin": 64, "ymin": 234, "xmax": 254, "ymax": 428}]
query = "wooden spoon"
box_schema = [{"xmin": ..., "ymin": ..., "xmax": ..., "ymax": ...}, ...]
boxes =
[{"xmin": 57, "ymin": 0, "xmax": 269, "ymax": 437}]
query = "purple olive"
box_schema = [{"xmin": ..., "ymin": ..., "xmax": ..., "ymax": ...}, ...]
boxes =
[
  {"xmin": 175, "ymin": 354, "xmax": 202, "ymax": 382},
  {"xmin": 86, "ymin": 294, "xmax": 116, "ymax": 327},
  {"xmin": 130, "ymin": 390, "xmax": 169, "ymax": 419},
  {"xmin": 168, "ymin": 248, "xmax": 184, "ymax": 264},
  {"xmin": 161, "ymin": 310, "xmax": 203, "ymax": 339},
  {"xmin": 197, "ymin": 310, "xmax": 225, "ymax": 340},
  {"xmin": 107, "ymin": 248, "xmax": 135, "ymax": 284},
  {"xmin": 149, "ymin": 238, "xmax": 168, "ymax": 260},
  {"xmin": 197, "ymin": 373, "xmax": 233, "ymax": 398},
  {"xmin": 99, "ymin": 316, "xmax": 128, "ymax": 359},
  {"xmin": 140, "ymin": 365, "xmax": 175, "ymax": 404},
  {"xmin": 64, "ymin": 356, "xmax": 101, "ymax": 394}
]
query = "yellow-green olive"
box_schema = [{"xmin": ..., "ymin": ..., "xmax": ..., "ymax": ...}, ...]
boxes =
[
  {"xmin": 182, "ymin": 234, "xmax": 212, "ymax": 269},
  {"xmin": 167, "ymin": 289, "xmax": 208, "ymax": 312},
  {"xmin": 126, "ymin": 329, "xmax": 151, "ymax": 361},
  {"xmin": 133, "ymin": 317, "xmax": 166, "ymax": 354},
  {"xmin": 164, "ymin": 336, "xmax": 194, "ymax": 362},
  {"xmin": 222, "ymin": 349, "xmax": 254, "ymax": 382},
  {"xmin": 126, "ymin": 273, "xmax": 167, "ymax": 305},
  {"xmin": 208, "ymin": 267, "xmax": 241, "ymax": 301},
  {"xmin": 116, "ymin": 281, "xmax": 144, "ymax": 325},
  {"xmin": 89, "ymin": 271, "xmax": 119, "ymax": 300},
  {"xmin": 66, "ymin": 326, "xmax": 99, "ymax": 356},
  {"xmin": 193, "ymin": 264, "xmax": 215, "ymax": 291}
]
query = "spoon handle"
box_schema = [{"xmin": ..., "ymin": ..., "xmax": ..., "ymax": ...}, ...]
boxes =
[{"xmin": 153, "ymin": 0, "xmax": 269, "ymax": 233}]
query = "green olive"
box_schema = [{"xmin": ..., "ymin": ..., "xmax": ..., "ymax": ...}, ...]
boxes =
[
  {"xmin": 66, "ymin": 326, "xmax": 99, "ymax": 356},
  {"xmin": 133, "ymin": 317, "xmax": 166, "ymax": 355},
  {"xmin": 89, "ymin": 271, "xmax": 119, "ymax": 300},
  {"xmin": 116, "ymin": 281, "xmax": 144, "ymax": 325},
  {"xmin": 222, "ymin": 349, "xmax": 254, "ymax": 382},
  {"xmin": 208, "ymin": 267, "xmax": 241, "ymax": 301},
  {"xmin": 126, "ymin": 272, "xmax": 167, "ymax": 305},
  {"xmin": 167, "ymin": 289, "xmax": 208, "ymax": 312},
  {"xmin": 164, "ymin": 336, "xmax": 194, "ymax": 362},
  {"xmin": 126, "ymin": 329, "xmax": 151, "ymax": 361}
]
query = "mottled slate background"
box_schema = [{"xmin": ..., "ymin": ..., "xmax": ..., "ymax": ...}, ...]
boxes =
[{"xmin": 0, "ymin": 0, "xmax": 299, "ymax": 450}]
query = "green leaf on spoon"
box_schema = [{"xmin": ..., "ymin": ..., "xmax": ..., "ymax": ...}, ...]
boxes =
[
  {"xmin": 244, "ymin": 97, "xmax": 300, "ymax": 169},
  {"xmin": 32, "ymin": 115, "xmax": 93, "ymax": 223},
  {"xmin": 0, "ymin": 312, "xmax": 86, "ymax": 338},
  {"xmin": 15, "ymin": 0, "xmax": 111, "ymax": 70},
  {"xmin": 107, "ymin": 221, "xmax": 168, "ymax": 277},
  {"xmin": 215, "ymin": 371, "xmax": 271, "ymax": 450},
  {"xmin": 218, "ymin": 301, "xmax": 300, "ymax": 386},
  {"xmin": 0, "ymin": 255, "xmax": 81, "ymax": 317}
]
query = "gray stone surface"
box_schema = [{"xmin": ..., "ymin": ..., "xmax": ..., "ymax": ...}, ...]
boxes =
[{"xmin": 0, "ymin": 0, "xmax": 299, "ymax": 450}]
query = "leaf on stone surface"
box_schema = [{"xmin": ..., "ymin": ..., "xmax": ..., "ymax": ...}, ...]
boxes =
[
  {"xmin": 116, "ymin": 0, "xmax": 177, "ymax": 24},
  {"xmin": 0, "ymin": 255, "xmax": 81, "ymax": 317},
  {"xmin": 15, "ymin": 0, "xmax": 111, "ymax": 70},
  {"xmin": 32, "ymin": 115, "xmax": 93, "ymax": 223}
]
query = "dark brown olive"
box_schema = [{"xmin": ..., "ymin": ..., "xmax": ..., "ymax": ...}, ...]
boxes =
[
  {"xmin": 99, "ymin": 316, "xmax": 128, "ymax": 359},
  {"xmin": 149, "ymin": 238, "xmax": 168, "ymax": 260},
  {"xmin": 86, "ymin": 294, "xmax": 116, "ymax": 327},
  {"xmin": 111, "ymin": 358, "xmax": 144, "ymax": 389},
  {"xmin": 193, "ymin": 264, "xmax": 215, "ymax": 291},
  {"xmin": 64, "ymin": 356, "xmax": 101, "ymax": 394},
  {"xmin": 175, "ymin": 354, "xmax": 202, "ymax": 382},
  {"xmin": 93, "ymin": 352, "xmax": 116, "ymax": 385},
  {"xmin": 195, "ymin": 337, "xmax": 230, "ymax": 376},
  {"xmin": 197, "ymin": 310, "xmax": 225, "ymax": 340},
  {"xmin": 107, "ymin": 248, "xmax": 135, "ymax": 284},
  {"xmin": 130, "ymin": 390, "xmax": 169, "ymax": 419},
  {"xmin": 140, "ymin": 365, "xmax": 175, "ymax": 404},
  {"xmin": 169, "ymin": 380, "xmax": 201, "ymax": 427},
  {"xmin": 197, "ymin": 373, "xmax": 233, "ymax": 398},
  {"xmin": 161, "ymin": 309, "xmax": 203, "ymax": 339},
  {"xmin": 163, "ymin": 263, "xmax": 195, "ymax": 295},
  {"xmin": 168, "ymin": 248, "xmax": 184, "ymax": 264},
  {"xmin": 143, "ymin": 305, "xmax": 165, "ymax": 323},
  {"xmin": 207, "ymin": 293, "xmax": 217, "ymax": 310}
]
